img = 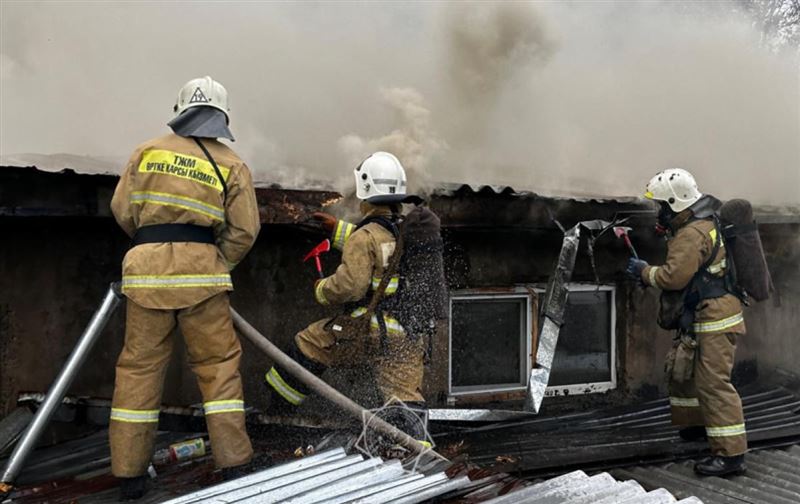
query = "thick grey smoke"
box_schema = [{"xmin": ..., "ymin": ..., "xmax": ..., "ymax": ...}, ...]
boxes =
[
  {"xmin": 336, "ymin": 87, "xmax": 446, "ymax": 196},
  {"xmin": 1, "ymin": 1, "xmax": 798, "ymax": 204}
]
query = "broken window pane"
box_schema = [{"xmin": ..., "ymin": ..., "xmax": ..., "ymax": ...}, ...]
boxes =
[
  {"xmin": 548, "ymin": 289, "xmax": 613, "ymax": 386},
  {"xmin": 451, "ymin": 297, "xmax": 526, "ymax": 390}
]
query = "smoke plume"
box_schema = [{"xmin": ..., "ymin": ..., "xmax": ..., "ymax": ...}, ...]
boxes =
[{"xmin": 1, "ymin": 1, "xmax": 798, "ymax": 204}]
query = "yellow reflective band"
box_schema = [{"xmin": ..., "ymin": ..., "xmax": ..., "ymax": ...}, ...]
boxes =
[
  {"xmin": 708, "ymin": 258, "xmax": 727, "ymax": 275},
  {"xmin": 265, "ymin": 367, "xmax": 306, "ymax": 406},
  {"xmin": 371, "ymin": 276, "xmax": 399, "ymax": 294},
  {"xmin": 706, "ymin": 423, "xmax": 746, "ymax": 438},
  {"xmin": 204, "ymin": 399, "xmax": 245, "ymax": 415},
  {"xmin": 332, "ymin": 220, "xmax": 355, "ymax": 251},
  {"xmin": 669, "ymin": 396, "xmax": 700, "ymax": 407},
  {"xmin": 350, "ymin": 308, "xmax": 405, "ymax": 335},
  {"xmin": 644, "ymin": 191, "xmax": 654, "ymax": 199},
  {"xmin": 131, "ymin": 190, "xmax": 225, "ymax": 221},
  {"xmin": 122, "ymin": 274, "xmax": 233, "ymax": 289},
  {"xmin": 648, "ymin": 266, "xmax": 660, "ymax": 288},
  {"xmin": 418, "ymin": 440, "xmax": 432, "ymax": 448},
  {"xmin": 315, "ymin": 278, "xmax": 329, "ymax": 305},
  {"xmin": 693, "ymin": 312, "xmax": 745, "ymax": 333},
  {"xmin": 110, "ymin": 408, "xmax": 160, "ymax": 423},
  {"xmin": 139, "ymin": 149, "xmax": 230, "ymax": 192}
]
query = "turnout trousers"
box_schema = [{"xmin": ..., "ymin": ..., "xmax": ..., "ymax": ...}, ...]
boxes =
[
  {"xmin": 109, "ymin": 293, "xmax": 253, "ymax": 477},
  {"xmin": 266, "ymin": 317, "xmax": 425, "ymax": 407},
  {"xmin": 668, "ymin": 332, "xmax": 747, "ymax": 457}
]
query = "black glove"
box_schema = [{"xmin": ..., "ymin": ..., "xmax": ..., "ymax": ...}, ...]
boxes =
[{"xmin": 626, "ymin": 258, "xmax": 648, "ymax": 282}]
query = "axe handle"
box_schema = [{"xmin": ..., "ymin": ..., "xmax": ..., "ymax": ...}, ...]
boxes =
[
  {"xmin": 314, "ymin": 256, "xmax": 324, "ymax": 278},
  {"xmin": 623, "ymin": 235, "xmax": 639, "ymax": 259}
]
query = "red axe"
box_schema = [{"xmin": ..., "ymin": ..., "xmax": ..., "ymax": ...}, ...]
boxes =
[
  {"xmin": 303, "ymin": 239, "xmax": 331, "ymax": 278},
  {"xmin": 613, "ymin": 226, "xmax": 639, "ymax": 259}
]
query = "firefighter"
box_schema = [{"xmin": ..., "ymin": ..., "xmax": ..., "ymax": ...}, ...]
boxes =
[
  {"xmin": 264, "ymin": 152, "xmax": 432, "ymax": 442},
  {"xmin": 626, "ymin": 168, "xmax": 747, "ymax": 476},
  {"xmin": 110, "ymin": 76, "xmax": 260, "ymax": 499}
]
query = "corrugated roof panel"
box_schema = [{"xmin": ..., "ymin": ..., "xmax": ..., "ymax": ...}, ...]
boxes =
[
  {"xmin": 160, "ymin": 449, "xmax": 470, "ymax": 504},
  {"xmin": 609, "ymin": 444, "xmax": 800, "ymax": 504}
]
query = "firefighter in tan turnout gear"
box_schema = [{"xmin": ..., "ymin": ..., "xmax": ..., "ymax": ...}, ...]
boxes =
[
  {"xmin": 109, "ymin": 76, "xmax": 260, "ymax": 499},
  {"xmin": 626, "ymin": 168, "xmax": 747, "ymax": 477},
  {"xmin": 264, "ymin": 152, "xmax": 444, "ymax": 444}
]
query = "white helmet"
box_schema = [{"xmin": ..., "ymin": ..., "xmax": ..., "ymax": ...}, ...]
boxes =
[
  {"xmin": 354, "ymin": 152, "xmax": 409, "ymax": 203},
  {"xmin": 644, "ymin": 168, "xmax": 702, "ymax": 213},
  {"xmin": 173, "ymin": 76, "xmax": 230, "ymax": 120}
]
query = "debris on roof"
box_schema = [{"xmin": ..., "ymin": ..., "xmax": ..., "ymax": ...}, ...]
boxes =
[{"xmin": 434, "ymin": 387, "xmax": 800, "ymax": 475}]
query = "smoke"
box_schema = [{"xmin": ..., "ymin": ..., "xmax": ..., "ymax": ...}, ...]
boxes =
[
  {"xmin": 1, "ymin": 1, "xmax": 798, "ymax": 204},
  {"xmin": 443, "ymin": 3, "xmax": 558, "ymax": 143},
  {"xmin": 336, "ymin": 87, "xmax": 446, "ymax": 196}
]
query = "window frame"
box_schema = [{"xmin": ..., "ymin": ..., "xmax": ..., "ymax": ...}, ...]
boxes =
[
  {"xmin": 447, "ymin": 284, "xmax": 617, "ymax": 398},
  {"xmin": 448, "ymin": 287, "xmax": 534, "ymax": 396},
  {"xmin": 543, "ymin": 283, "xmax": 617, "ymax": 398}
]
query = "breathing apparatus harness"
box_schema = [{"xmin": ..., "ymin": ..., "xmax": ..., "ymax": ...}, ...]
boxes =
[{"xmin": 666, "ymin": 196, "xmax": 742, "ymax": 333}]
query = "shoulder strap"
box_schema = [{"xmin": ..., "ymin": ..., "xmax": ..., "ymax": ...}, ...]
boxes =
[
  {"xmin": 365, "ymin": 219, "xmax": 405, "ymax": 314},
  {"xmin": 192, "ymin": 137, "xmax": 228, "ymax": 200},
  {"xmin": 704, "ymin": 216, "xmax": 722, "ymax": 270}
]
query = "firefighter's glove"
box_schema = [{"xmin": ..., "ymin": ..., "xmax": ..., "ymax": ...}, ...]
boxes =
[
  {"xmin": 626, "ymin": 258, "xmax": 648, "ymax": 283},
  {"xmin": 311, "ymin": 212, "xmax": 337, "ymax": 234}
]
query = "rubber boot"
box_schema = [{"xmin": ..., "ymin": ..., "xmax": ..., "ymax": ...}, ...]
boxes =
[
  {"xmin": 694, "ymin": 454, "xmax": 746, "ymax": 476},
  {"xmin": 118, "ymin": 475, "xmax": 149, "ymax": 501},
  {"xmin": 679, "ymin": 426, "xmax": 708, "ymax": 442}
]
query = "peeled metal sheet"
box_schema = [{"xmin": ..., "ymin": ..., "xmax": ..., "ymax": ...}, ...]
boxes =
[
  {"xmin": 315, "ymin": 474, "xmax": 426, "ymax": 504},
  {"xmin": 348, "ymin": 473, "xmax": 450, "ymax": 503},
  {"xmin": 234, "ymin": 458, "xmax": 383, "ymax": 503},
  {"xmin": 281, "ymin": 459, "xmax": 404, "ymax": 504},
  {"xmin": 525, "ymin": 219, "xmax": 612, "ymax": 413},
  {"xmin": 386, "ymin": 475, "xmax": 472, "ymax": 504},
  {"xmin": 161, "ymin": 448, "xmax": 350, "ymax": 504}
]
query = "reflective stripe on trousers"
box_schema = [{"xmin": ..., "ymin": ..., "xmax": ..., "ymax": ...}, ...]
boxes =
[
  {"xmin": 110, "ymin": 408, "xmax": 159, "ymax": 423},
  {"xmin": 265, "ymin": 367, "xmax": 307, "ymax": 405},
  {"xmin": 130, "ymin": 190, "xmax": 225, "ymax": 221},
  {"xmin": 706, "ymin": 423, "xmax": 746, "ymax": 438},
  {"xmin": 122, "ymin": 274, "xmax": 233, "ymax": 289},
  {"xmin": 693, "ymin": 312, "xmax": 745, "ymax": 334},
  {"xmin": 669, "ymin": 396, "xmax": 700, "ymax": 407},
  {"xmin": 204, "ymin": 399, "xmax": 245, "ymax": 415}
]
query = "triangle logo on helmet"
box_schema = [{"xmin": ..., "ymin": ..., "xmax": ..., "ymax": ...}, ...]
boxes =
[{"xmin": 189, "ymin": 87, "xmax": 209, "ymax": 104}]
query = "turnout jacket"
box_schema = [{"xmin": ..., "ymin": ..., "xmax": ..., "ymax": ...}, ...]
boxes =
[
  {"xmin": 314, "ymin": 205, "xmax": 403, "ymax": 334},
  {"xmin": 111, "ymin": 133, "xmax": 260, "ymax": 309},
  {"xmin": 641, "ymin": 212, "xmax": 745, "ymax": 336}
]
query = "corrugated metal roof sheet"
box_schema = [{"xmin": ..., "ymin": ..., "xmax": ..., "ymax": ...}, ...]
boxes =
[
  {"xmin": 435, "ymin": 387, "xmax": 800, "ymax": 474},
  {"xmin": 610, "ymin": 445, "xmax": 800, "ymax": 504},
  {"xmin": 161, "ymin": 447, "xmax": 469, "ymax": 504},
  {"xmin": 477, "ymin": 469, "xmax": 700, "ymax": 504}
]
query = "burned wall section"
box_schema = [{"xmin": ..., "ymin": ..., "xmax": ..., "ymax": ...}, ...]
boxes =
[{"xmin": 0, "ymin": 167, "xmax": 796, "ymax": 419}]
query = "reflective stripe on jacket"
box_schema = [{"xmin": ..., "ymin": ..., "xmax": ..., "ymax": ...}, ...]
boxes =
[
  {"xmin": 111, "ymin": 133, "xmax": 260, "ymax": 309},
  {"xmin": 314, "ymin": 208, "xmax": 404, "ymax": 333},
  {"xmin": 642, "ymin": 217, "xmax": 745, "ymax": 335}
]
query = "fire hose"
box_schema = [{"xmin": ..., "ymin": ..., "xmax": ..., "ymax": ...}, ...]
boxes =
[{"xmin": 0, "ymin": 283, "xmax": 442, "ymax": 498}]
